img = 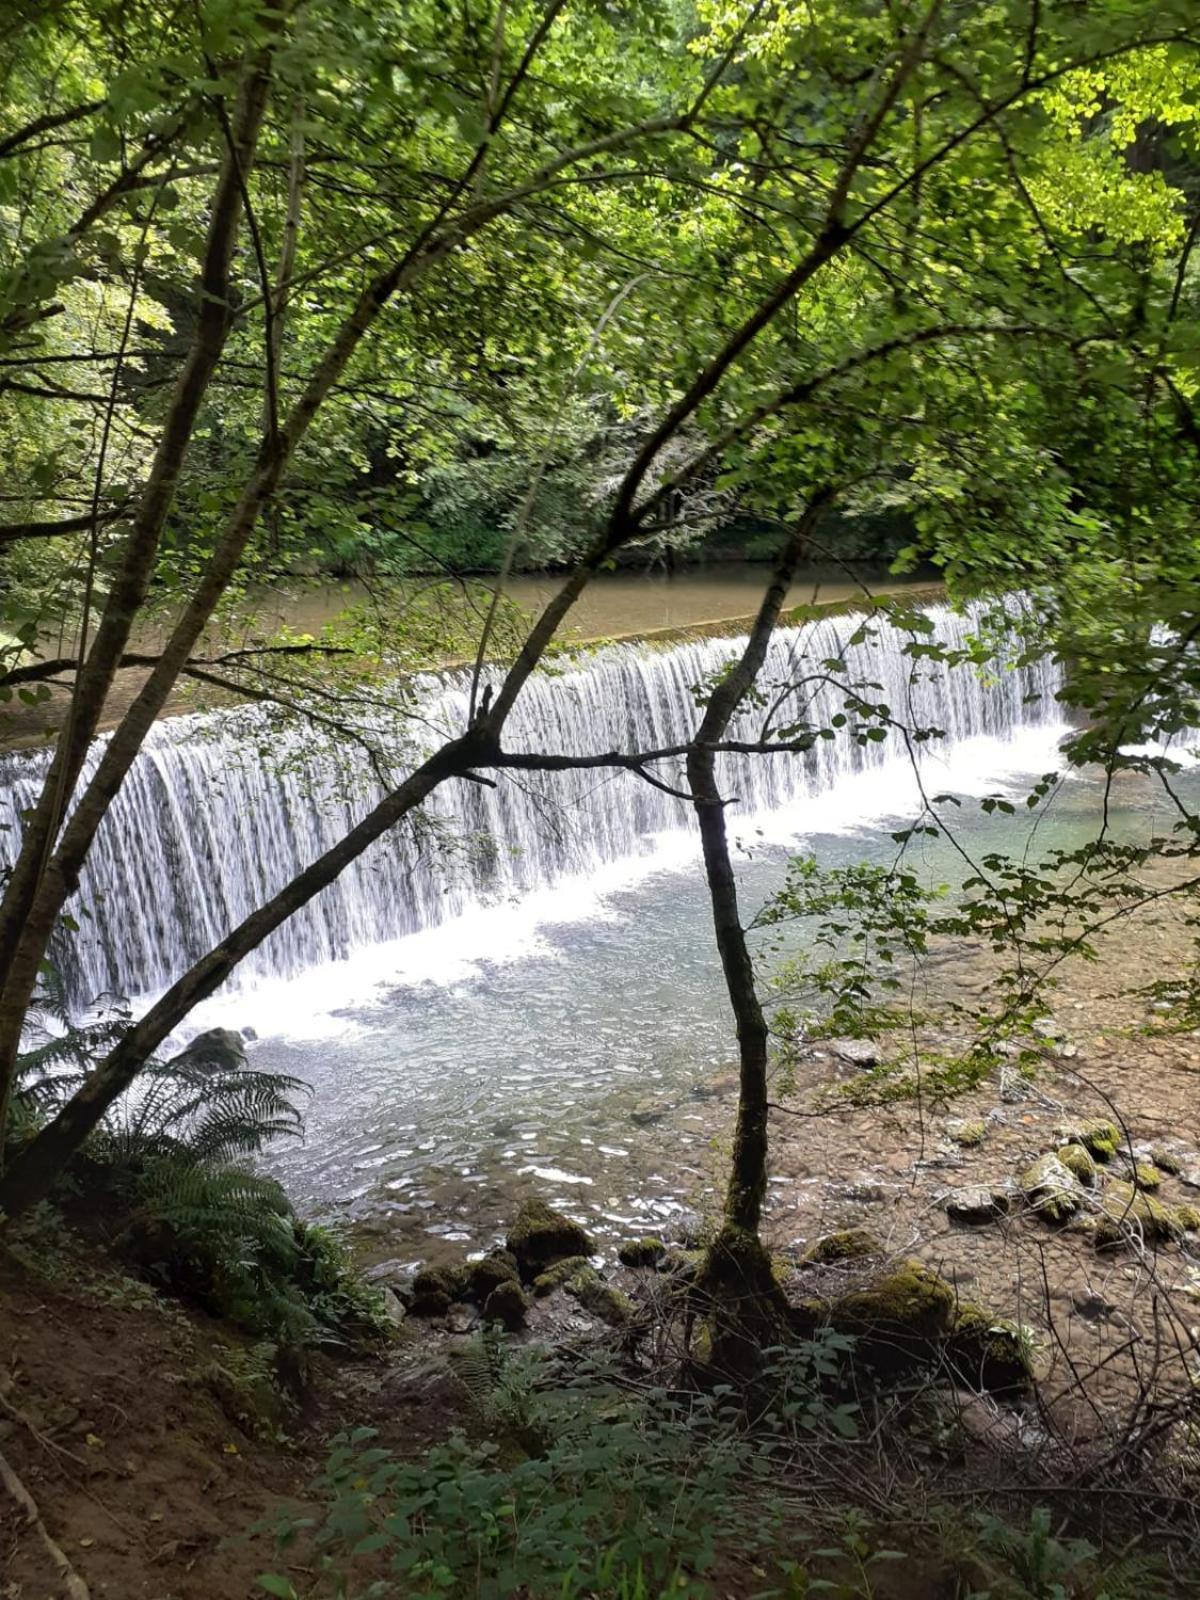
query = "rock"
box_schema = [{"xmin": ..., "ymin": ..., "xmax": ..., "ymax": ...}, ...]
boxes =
[
  {"xmin": 241, "ymin": 1026, "xmax": 258, "ymax": 1042},
  {"xmin": 830, "ymin": 1039, "xmax": 879, "ymax": 1068},
  {"xmin": 379, "ymin": 1287, "xmax": 407, "ymax": 1327},
  {"xmin": 1020, "ymin": 1154, "xmax": 1081, "ymax": 1224},
  {"xmin": 1125, "ymin": 1160, "xmax": 1163, "ymax": 1192},
  {"xmin": 506, "ymin": 1199, "xmax": 595, "ymax": 1277},
  {"xmin": 531, "ymin": 1255, "xmax": 592, "ymax": 1297},
  {"xmin": 1072, "ymin": 1288, "xmax": 1117, "ymax": 1321},
  {"xmin": 1152, "ymin": 1148, "xmax": 1184, "ymax": 1175},
  {"xmin": 944, "ymin": 1187, "xmax": 1009, "ymax": 1225},
  {"xmin": 689, "ymin": 1073, "xmax": 740, "ymax": 1101},
  {"xmin": 562, "ymin": 1265, "xmax": 635, "ymax": 1327},
  {"xmin": 617, "ymin": 1236, "xmax": 667, "ymax": 1268},
  {"xmin": 842, "ymin": 1174, "xmax": 893, "ymax": 1204},
  {"xmin": 801, "ymin": 1228, "xmax": 880, "ymax": 1265},
  {"xmin": 629, "ymin": 1098, "xmax": 671, "ymax": 1127},
  {"xmin": 657, "ymin": 1247, "xmax": 704, "ymax": 1282},
  {"xmin": 482, "ymin": 1279, "xmax": 530, "ymax": 1331},
  {"xmin": 948, "ymin": 1306, "xmax": 1032, "ymax": 1396},
  {"xmin": 828, "ymin": 1259, "xmax": 956, "ymax": 1369},
  {"xmin": 669, "ymin": 1210, "xmax": 705, "ymax": 1247},
  {"xmin": 167, "ymin": 1027, "xmax": 247, "ymax": 1075},
  {"xmin": 1178, "ymin": 1204, "xmax": 1200, "ymax": 1232},
  {"xmin": 1096, "ymin": 1182, "xmax": 1185, "ymax": 1249},
  {"xmin": 1078, "ymin": 1120, "xmax": 1121, "ymax": 1161},
  {"xmin": 466, "ymin": 1251, "xmax": 520, "ymax": 1302},
  {"xmin": 1056, "ymin": 1144, "xmax": 1097, "ymax": 1186},
  {"xmin": 409, "ymin": 1263, "xmax": 467, "ymax": 1317},
  {"xmin": 946, "ymin": 1120, "xmax": 987, "ymax": 1148},
  {"xmin": 1032, "ymin": 1016, "xmax": 1064, "ymax": 1041}
]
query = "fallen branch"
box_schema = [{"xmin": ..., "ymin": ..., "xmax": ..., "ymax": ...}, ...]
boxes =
[{"xmin": 0, "ymin": 1441, "xmax": 91, "ymax": 1600}]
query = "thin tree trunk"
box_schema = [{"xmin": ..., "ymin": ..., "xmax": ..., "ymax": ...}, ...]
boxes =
[{"xmin": 687, "ymin": 490, "xmax": 833, "ymax": 1361}]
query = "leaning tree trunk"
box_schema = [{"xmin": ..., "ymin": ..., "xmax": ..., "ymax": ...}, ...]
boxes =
[{"xmin": 687, "ymin": 490, "xmax": 833, "ymax": 1372}]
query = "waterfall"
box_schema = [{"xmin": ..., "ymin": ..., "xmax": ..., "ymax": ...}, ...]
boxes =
[{"xmin": 0, "ymin": 602, "xmax": 1061, "ymax": 1006}]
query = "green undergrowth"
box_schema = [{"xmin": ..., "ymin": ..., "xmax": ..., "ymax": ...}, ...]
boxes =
[{"xmin": 254, "ymin": 1336, "xmax": 1178, "ymax": 1600}]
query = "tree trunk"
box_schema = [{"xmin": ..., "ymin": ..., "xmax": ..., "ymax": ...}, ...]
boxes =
[{"xmin": 687, "ymin": 490, "xmax": 833, "ymax": 1369}]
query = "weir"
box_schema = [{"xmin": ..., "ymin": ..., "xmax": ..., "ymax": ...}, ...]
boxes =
[{"xmin": 0, "ymin": 603, "xmax": 1061, "ymax": 1007}]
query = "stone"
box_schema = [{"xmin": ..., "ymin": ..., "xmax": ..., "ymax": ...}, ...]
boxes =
[
  {"xmin": 617, "ymin": 1237, "xmax": 667, "ymax": 1268},
  {"xmin": 506, "ymin": 1199, "xmax": 595, "ymax": 1277},
  {"xmin": 657, "ymin": 1247, "xmax": 704, "ymax": 1283},
  {"xmin": 689, "ymin": 1073, "xmax": 740, "ymax": 1100},
  {"xmin": 167, "ymin": 1026, "xmax": 247, "ymax": 1075},
  {"xmin": 1020, "ymin": 1154, "xmax": 1081, "ymax": 1224},
  {"xmin": 946, "ymin": 1119, "xmax": 987, "ymax": 1148},
  {"xmin": 1056, "ymin": 1144, "xmax": 1097, "ymax": 1186},
  {"xmin": 828, "ymin": 1259, "xmax": 956, "ymax": 1369},
  {"xmin": 467, "ymin": 1251, "xmax": 520, "ymax": 1302},
  {"xmin": 947, "ymin": 1306, "xmax": 1032, "ymax": 1396},
  {"xmin": 1078, "ymin": 1120, "xmax": 1121, "ymax": 1161},
  {"xmin": 379, "ymin": 1287, "xmax": 407, "ymax": 1327},
  {"xmin": 408, "ymin": 1263, "xmax": 466, "ymax": 1317},
  {"xmin": 1126, "ymin": 1160, "xmax": 1163, "ymax": 1192},
  {"xmin": 562, "ymin": 1265, "xmax": 635, "ymax": 1327},
  {"xmin": 1032, "ymin": 1016, "xmax": 1064, "ymax": 1041},
  {"xmin": 629, "ymin": 1098, "xmax": 671, "ymax": 1127},
  {"xmin": 1095, "ymin": 1182, "xmax": 1184, "ymax": 1249},
  {"xmin": 483, "ymin": 1280, "xmax": 530, "ymax": 1331},
  {"xmin": 944, "ymin": 1187, "xmax": 1009, "ymax": 1225},
  {"xmin": 800, "ymin": 1228, "xmax": 881, "ymax": 1265},
  {"xmin": 531, "ymin": 1255, "xmax": 592, "ymax": 1297},
  {"xmin": 830, "ymin": 1039, "xmax": 879, "ymax": 1068},
  {"xmin": 1152, "ymin": 1148, "xmax": 1184, "ymax": 1176}
]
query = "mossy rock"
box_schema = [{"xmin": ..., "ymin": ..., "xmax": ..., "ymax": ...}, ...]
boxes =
[
  {"xmin": 409, "ymin": 1263, "xmax": 467, "ymax": 1317},
  {"xmin": 506, "ymin": 1199, "xmax": 595, "ymax": 1277},
  {"xmin": 617, "ymin": 1236, "xmax": 667, "ymax": 1268},
  {"xmin": 1152, "ymin": 1148, "xmax": 1183, "ymax": 1176},
  {"xmin": 482, "ymin": 1279, "xmax": 530, "ymax": 1331},
  {"xmin": 1130, "ymin": 1161, "xmax": 1163, "ymax": 1192},
  {"xmin": 948, "ymin": 1306, "xmax": 1032, "ymax": 1397},
  {"xmin": 657, "ymin": 1246, "xmax": 705, "ymax": 1283},
  {"xmin": 1096, "ymin": 1181, "xmax": 1184, "ymax": 1249},
  {"xmin": 530, "ymin": 1255, "xmax": 591, "ymax": 1297},
  {"xmin": 1079, "ymin": 1120, "xmax": 1121, "ymax": 1161},
  {"xmin": 1056, "ymin": 1143, "xmax": 1097, "ymax": 1186},
  {"xmin": 1177, "ymin": 1204, "xmax": 1200, "ymax": 1232},
  {"xmin": 1020, "ymin": 1153, "xmax": 1081, "ymax": 1224},
  {"xmin": 828, "ymin": 1259, "xmax": 956, "ymax": 1370},
  {"xmin": 801, "ymin": 1228, "xmax": 881, "ymax": 1265},
  {"xmin": 467, "ymin": 1251, "xmax": 520, "ymax": 1302},
  {"xmin": 946, "ymin": 1120, "xmax": 987, "ymax": 1148},
  {"xmin": 563, "ymin": 1265, "xmax": 635, "ymax": 1327}
]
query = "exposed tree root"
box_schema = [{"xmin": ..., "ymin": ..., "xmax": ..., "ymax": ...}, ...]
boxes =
[{"xmin": 0, "ymin": 1439, "xmax": 91, "ymax": 1599}]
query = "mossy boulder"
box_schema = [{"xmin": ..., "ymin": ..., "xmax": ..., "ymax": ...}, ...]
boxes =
[
  {"xmin": 828, "ymin": 1259, "xmax": 956, "ymax": 1369},
  {"xmin": 801, "ymin": 1228, "xmax": 881, "ymax": 1265},
  {"xmin": 409, "ymin": 1263, "xmax": 467, "ymax": 1317},
  {"xmin": 530, "ymin": 1255, "xmax": 591, "ymax": 1297},
  {"xmin": 1177, "ymin": 1204, "xmax": 1200, "ymax": 1232},
  {"xmin": 657, "ymin": 1246, "xmax": 704, "ymax": 1283},
  {"xmin": 1096, "ymin": 1181, "xmax": 1184, "ymax": 1249},
  {"xmin": 506, "ymin": 1199, "xmax": 595, "ymax": 1277},
  {"xmin": 617, "ymin": 1236, "xmax": 667, "ymax": 1268},
  {"xmin": 946, "ymin": 1119, "xmax": 987, "ymax": 1148},
  {"xmin": 483, "ymin": 1279, "xmax": 530, "ymax": 1331},
  {"xmin": 1152, "ymin": 1148, "xmax": 1183, "ymax": 1176},
  {"xmin": 563, "ymin": 1265, "xmax": 635, "ymax": 1326},
  {"xmin": 1079, "ymin": 1120, "xmax": 1121, "ymax": 1161},
  {"xmin": 1130, "ymin": 1161, "xmax": 1163, "ymax": 1192},
  {"xmin": 1056, "ymin": 1143, "xmax": 1097, "ymax": 1186},
  {"xmin": 1020, "ymin": 1153, "xmax": 1081, "ymax": 1224},
  {"xmin": 467, "ymin": 1251, "xmax": 520, "ymax": 1302},
  {"xmin": 948, "ymin": 1306, "xmax": 1032, "ymax": 1396}
]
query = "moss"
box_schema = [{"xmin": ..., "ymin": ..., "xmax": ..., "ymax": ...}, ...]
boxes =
[
  {"xmin": 830, "ymin": 1259, "xmax": 956, "ymax": 1364},
  {"xmin": 1056, "ymin": 1143, "xmax": 1097, "ymax": 1186},
  {"xmin": 1178, "ymin": 1204, "xmax": 1200, "ymax": 1232},
  {"xmin": 948, "ymin": 1305, "xmax": 1033, "ymax": 1397},
  {"xmin": 1131, "ymin": 1162, "xmax": 1163, "ymax": 1192},
  {"xmin": 1152, "ymin": 1148, "xmax": 1183, "ymax": 1176},
  {"xmin": 1079, "ymin": 1120, "xmax": 1121, "ymax": 1161},
  {"xmin": 482, "ymin": 1279, "xmax": 530, "ymax": 1331},
  {"xmin": 409, "ymin": 1263, "xmax": 467, "ymax": 1316},
  {"xmin": 530, "ymin": 1255, "xmax": 591, "ymax": 1297},
  {"xmin": 1020, "ymin": 1153, "xmax": 1081, "ymax": 1224},
  {"xmin": 657, "ymin": 1247, "xmax": 705, "ymax": 1283},
  {"xmin": 617, "ymin": 1236, "xmax": 667, "ymax": 1268},
  {"xmin": 801, "ymin": 1228, "xmax": 881, "ymax": 1265},
  {"xmin": 1095, "ymin": 1181, "xmax": 1184, "ymax": 1249},
  {"xmin": 506, "ymin": 1199, "xmax": 595, "ymax": 1276},
  {"xmin": 564, "ymin": 1265, "xmax": 636, "ymax": 1327},
  {"xmin": 947, "ymin": 1120, "xmax": 987, "ymax": 1148},
  {"xmin": 467, "ymin": 1251, "xmax": 520, "ymax": 1302}
]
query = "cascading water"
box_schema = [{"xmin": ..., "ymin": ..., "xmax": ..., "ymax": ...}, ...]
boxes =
[{"xmin": 0, "ymin": 602, "xmax": 1061, "ymax": 1008}]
